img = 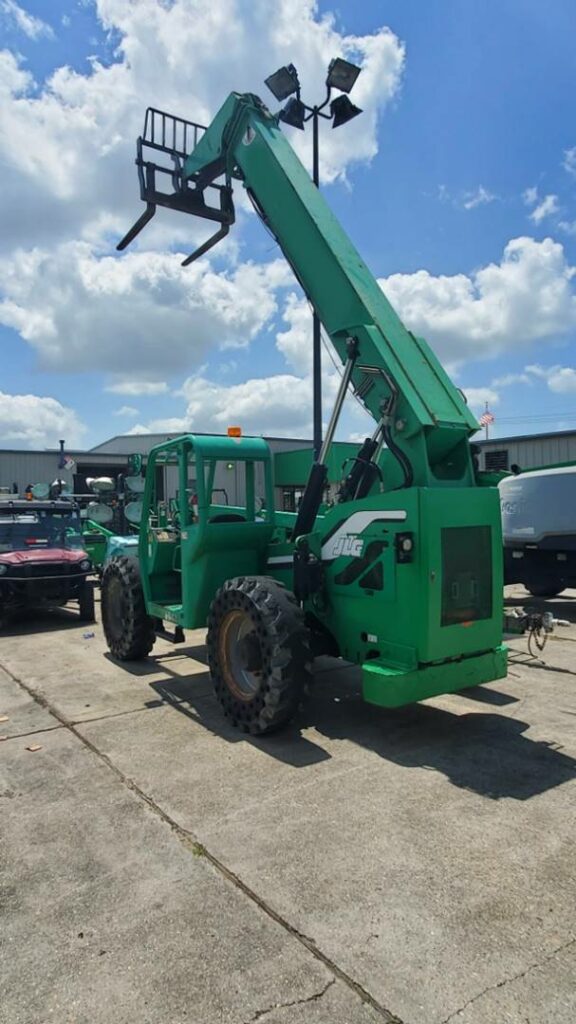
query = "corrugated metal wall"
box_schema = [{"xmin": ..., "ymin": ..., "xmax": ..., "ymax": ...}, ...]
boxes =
[
  {"xmin": 0, "ymin": 451, "xmax": 127, "ymax": 495},
  {"xmin": 0, "ymin": 451, "xmax": 64, "ymax": 491},
  {"xmin": 5, "ymin": 431, "xmax": 575, "ymax": 497},
  {"xmin": 478, "ymin": 432, "xmax": 576, "ymax": 471}
]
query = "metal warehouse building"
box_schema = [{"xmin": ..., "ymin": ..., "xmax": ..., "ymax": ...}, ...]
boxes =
[
  {"xmin": 476, "ymin": 429, "xmax": 576, "ymax": 472},
  {"xmin": 1, "ymin": 429, "xmax": 574, "ymax": 502},
  {"xmin": 0, "ymin": 433, "xmax": 328, "ymax": 510}
]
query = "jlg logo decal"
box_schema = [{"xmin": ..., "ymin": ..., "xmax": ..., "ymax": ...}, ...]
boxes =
[
  {"xmin": 329, "ymin": 535, "xmax": 364, "ymax": 559},
  {"xmin": 321, "ymin": 510, "xmax": 407, "ymax": 562}
]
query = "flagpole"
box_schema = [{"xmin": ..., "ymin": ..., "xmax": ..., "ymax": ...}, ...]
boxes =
[{"xmin": 484, "ymin": 403, "xmax": 489, "ymax": 441}]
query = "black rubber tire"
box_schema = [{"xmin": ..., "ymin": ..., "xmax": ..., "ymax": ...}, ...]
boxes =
[
  {"xmin": 101, "ymin": 557, "xmax": 155, "ymax": 660},
  {"xmin": 207, "ymin": 576, "xmax": 312, "ymax": 735},
  {"xmin": 525, "ymin": 583, "xmax": 565, "ymax": 598},
  {"xmin": 78, "ymin": 580, "xmax": 96, "ymax": 622}
]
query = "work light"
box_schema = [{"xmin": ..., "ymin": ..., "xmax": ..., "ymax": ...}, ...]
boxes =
[
  {"xmin": 326, "ymin": 57, "xmax": 361, "ymax": 93},
  {"xmin": 264, "ymin": 64, "xmax": 300, "ymax": 102},
  {"xmin": 330, "ymin": 95, "xmax": 362, "ymax": 128}
]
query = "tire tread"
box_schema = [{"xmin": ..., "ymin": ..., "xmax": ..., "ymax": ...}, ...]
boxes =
[
  {"xmin": 207, "ymin": 575, "xmax": 311, "ymax": 735},
  {"xmin": 101, "ymin": 557, "xmax": 155, "ymax": 660}
]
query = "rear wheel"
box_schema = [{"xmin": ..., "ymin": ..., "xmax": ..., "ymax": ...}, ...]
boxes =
[
  {"xmin": 78, "ymin": 580, "xmax": 95, "ymax": 622},
  {"xmin": 525, "ymin": 582, "xmax": 565, "ymax": 598},
  {"xmin": 101, "ymin": 557, "xmax": 155, "ymax": 660},
  {"xmin": 207, "ymin": 576, "xmax": 312, "ymax": 735}
]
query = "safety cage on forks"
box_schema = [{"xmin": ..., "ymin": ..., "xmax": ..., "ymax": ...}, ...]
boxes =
[{"xmin": 117, "ymin": 106, "xmax": 235, "ymax": 265}]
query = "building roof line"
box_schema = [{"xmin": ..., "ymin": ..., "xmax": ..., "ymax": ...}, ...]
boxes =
[
  {"xmin": 476, "ymin": 428, "xmax": 576, "ymax": 446},
  {"xmin": 90, "ymin": 432, "xmax": 315, "ymax": 451}
]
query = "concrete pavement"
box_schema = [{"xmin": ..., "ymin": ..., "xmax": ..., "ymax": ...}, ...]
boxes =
[{"xmin": 1, "ymin": 587, "xmax": 575, "ymax": 1023}]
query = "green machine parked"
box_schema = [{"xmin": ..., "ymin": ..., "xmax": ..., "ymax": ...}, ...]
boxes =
[{"xmin": 102, "ymin": 92, "xmax": 507, "ymax": 734}]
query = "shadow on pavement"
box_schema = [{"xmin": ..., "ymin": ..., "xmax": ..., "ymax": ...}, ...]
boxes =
[
  {"xmin": 103, "ymin": 643, "xmax": 207, "ymax": 675},
  {"xmin": 0, "ymin": 607, "xmax": 88, "ymax": 636},
  {"xmin": 301, "ymin": 664, "xmax": 576, "ymax": 800},
  {"xmin": 456, "ymin": 684, "xmax": 519, "ymax": 707},
  {"xmin": 136, "ymin": 647, "xmax": 576, "ymax": 796},
  {"xmin": 147, "ymin": 671, "xmax": 331, "ymax": 768}
]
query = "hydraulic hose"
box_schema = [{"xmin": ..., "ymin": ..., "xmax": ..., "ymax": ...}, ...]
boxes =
[{"xmin": 383, "ymin": 425, "xmax": 414, "ymax": 490}]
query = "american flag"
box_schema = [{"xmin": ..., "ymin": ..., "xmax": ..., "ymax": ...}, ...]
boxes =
[{"xmin": 479, "ymin": 409, "xmax": 495, "ymax": 426}]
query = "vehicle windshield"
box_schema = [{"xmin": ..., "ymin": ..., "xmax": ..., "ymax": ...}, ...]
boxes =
[{"xmin": 0, "ymin": 509, "xmax": 84, "ymax": 553}]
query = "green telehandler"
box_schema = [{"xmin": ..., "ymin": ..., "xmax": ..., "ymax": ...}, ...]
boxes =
[{"xmin": 102, "ymin": 94, "xmax": 507, "ymax": 734}]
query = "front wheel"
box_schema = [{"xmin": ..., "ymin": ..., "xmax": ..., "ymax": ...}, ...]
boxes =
[
  {"xmin": 207, "ymin": 576, "xmax": 312, "ymax": 735},
  {"xmin": 101, "ymin": 557, "xmax": 155, "ymax": 660}
]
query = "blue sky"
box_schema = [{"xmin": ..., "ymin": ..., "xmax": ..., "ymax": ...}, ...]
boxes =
[{"xmin": 1, "ymin": 0, "xmax": 575, "ymax": 449}]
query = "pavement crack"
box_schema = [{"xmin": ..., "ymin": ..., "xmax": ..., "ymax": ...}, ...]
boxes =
[
  {"xmin": 1, "ymin": 660, "xmax": 404, "ymax": 1024},
  {"xmin": 74, "ymin": 699, "xmax": 190, "ymax": 725},
  {"xmin": 241, "ymin": 978, "xmax": 335, "ymax": 1023},
  {"xmin": 440, "ymin": 937, "xmax": 576, "ymax": 1023},
  {"xmin": 515, "ymin": 660, "xmax": 576, "ymax": 679},
  {"xmin": 0, "ymin": 723, "xmax": 63, "ymax": 742}
]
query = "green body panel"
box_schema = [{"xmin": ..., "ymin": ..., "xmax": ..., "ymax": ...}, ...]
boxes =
[
  {"xmin": 296, "ymin": 486, "xmax": 503, "ymax": 674},
  {"xmin": 274, "ymin": 444, "xmax": 361, "ymax": 487},
  {"xmin": 362, "ymin": 645, "xmax": 508, "ymax": 708},
  {"xmin": 82, "ymin": 519, "xmax": 115, "ymax": 568}
]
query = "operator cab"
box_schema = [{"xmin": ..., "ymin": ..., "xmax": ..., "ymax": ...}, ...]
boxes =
[{"xmin": 140, "ymin": 434, "xmax": 276, "ymax": 628}]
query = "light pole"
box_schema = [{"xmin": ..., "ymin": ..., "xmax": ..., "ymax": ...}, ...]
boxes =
[{"xmin": 265, "ymin": 59, "xmax": 362, "ymax": 461}]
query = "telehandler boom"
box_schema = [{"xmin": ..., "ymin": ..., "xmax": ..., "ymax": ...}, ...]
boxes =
[{"xmin": 102, "ymin": 93, "xmax": 507, "ymax": 734}]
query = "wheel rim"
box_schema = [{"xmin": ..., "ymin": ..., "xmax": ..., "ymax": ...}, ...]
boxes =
[
  {"xmin": 105, "ymin": 574, "xmax": 128, "ymax": 642},
  {"xmin": 219, "ymin": 608, "xmax": 263, "ymax": 701}
]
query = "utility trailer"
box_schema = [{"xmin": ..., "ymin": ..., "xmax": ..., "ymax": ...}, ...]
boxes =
[{"xmin": 101, "ymin": 93, "xmax": 507, "ymax": 734}]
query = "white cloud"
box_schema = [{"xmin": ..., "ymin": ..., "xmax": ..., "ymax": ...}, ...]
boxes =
[
  {"xmin": 547, "ymin": 367, "xmax": 576, "ymax": 393},
  {"xmin": 173, "ymin": 373, "xmax": 322, "ymax": 438},
  {"xmin": 276, "ymin": 292, "xmax": 316, "ymax": 374},
  {"xmin": 124, "ymin": 423, "xmax": 152, "ymax": 435},
  {"xmin": 380, "ymin": 237, "xmax": 576, "ymax": 364},
  {"xmin": 523, "ymin": 186, "xmax": 539, "ymax": 206},
  {"xmin": 522, "ymin": 187, "xmax": 563, "ymax": 228},
  {"xmin": 0, "ymin": 48, "xmax": 33, "ymax": 96},
  {"xmin": 135, "ymin": 238, "xmax": 576, "ymax": 442},
  {"xmin": 0, "ymin": 2, "xmax": 403, "ymax": 254},
  {"xmin": 526, "ymin": 364, "xmax": 576, "ymax": 394},
  {"xmin": 490, "ymin": 372, "xmax": 532, "ymax": 387},
  {"xmin": 558, "ymin": 220, "xmax": 576, "ymax": 237},
  {"xmin": 0, "ymin": 391, "xmax": 86, "ymax": 449},
  {"xmin": 529, "ymin": 194, "xmax": 559, "ymax": 224},
  {"xmin": 434, "ymin": 184, "xmax": 497, "ymax": 210},
  {"xmin": 1, "ymin": 0, "xmax": 53, "ymax": 40},
  {"xmin": 0, "ymin": 245, "xmax": 288, "ymax": 374},
  {"xmin": 461, "ymin": 387, "xmax": 499, "ymax": 410},
  {"xmin": 563, "ymin": 146, "xmax": 576, "ymax": 177},
  {"xmin": 114, "ymin": 405, "xmax": 139, "ymax": 416},
  {"xmin": 129, "ymin": 285, "xmax": 374, "ymax": 440},
  {"xmin": 462, "ymin": 186, "xmax": 496, "ymax": 210},
  {"xmin": 0, "ymin": 1, "xmax": 405, "ymax": 432},
  {"xmin": 106, "ymin": 381, "xmax": 168, "ymax": 396}
]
